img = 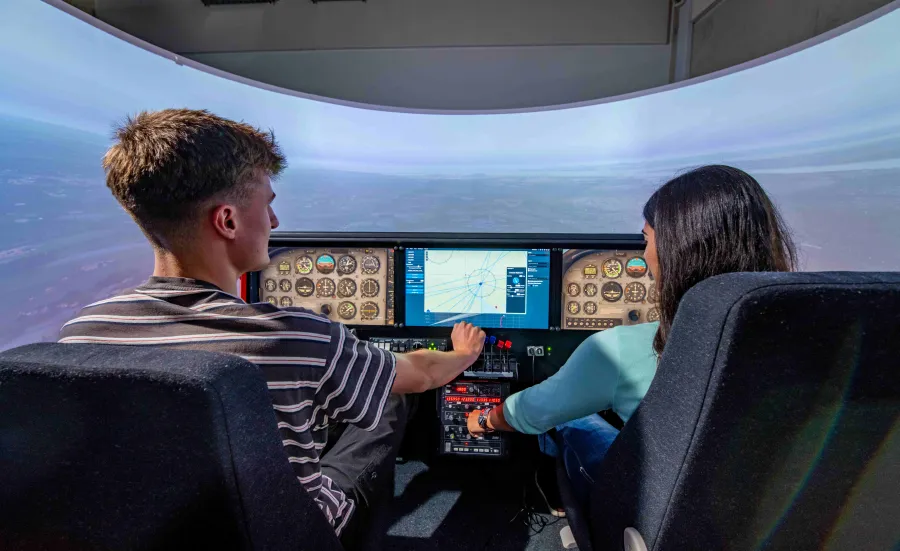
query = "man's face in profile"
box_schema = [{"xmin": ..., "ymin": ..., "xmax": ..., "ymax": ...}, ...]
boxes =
[{"xmin": 233, "ymin": 170, "xmax": 279, "ymax": 273}]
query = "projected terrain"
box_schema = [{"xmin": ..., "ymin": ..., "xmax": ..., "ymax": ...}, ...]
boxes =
[{"xmin": 1, "ymin": 0, "xmax": 899, "ymax": 348}]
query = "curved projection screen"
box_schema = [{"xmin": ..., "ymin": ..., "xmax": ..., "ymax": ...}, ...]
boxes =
[{"xmin": 1, "ymin": 0, "xmax": 899, "ymax": 349}]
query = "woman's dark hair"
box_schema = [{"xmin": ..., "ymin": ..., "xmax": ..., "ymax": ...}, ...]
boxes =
[{"xmin": 643, "ymin": 165, "xmax": 797, "ymax": 356}]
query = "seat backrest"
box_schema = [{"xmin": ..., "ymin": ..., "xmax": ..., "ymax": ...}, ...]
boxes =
[
  {"xmin": 590, "ymin": 272, "xmax": 900, "ymax": 551},
  {"xmin": 0, "ymin": 344, "xmax": 343, "ymax": 551}
]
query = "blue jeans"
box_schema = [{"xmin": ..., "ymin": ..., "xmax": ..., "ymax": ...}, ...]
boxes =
[{"xmin": 538, "ymin": 414, "xmax": 620, "ymax": 507}]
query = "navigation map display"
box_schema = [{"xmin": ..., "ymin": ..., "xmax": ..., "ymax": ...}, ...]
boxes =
[{"xmin": 405, "ymin": 249, "xmax": 550, "ymax": 329}]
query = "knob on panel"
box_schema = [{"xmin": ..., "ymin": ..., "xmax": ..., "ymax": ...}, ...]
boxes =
[{"xmin": 320, "ymin": 304, "xmax": 332, "ymax": 316}]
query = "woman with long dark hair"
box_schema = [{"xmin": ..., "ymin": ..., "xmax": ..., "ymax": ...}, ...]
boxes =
[{"xmin": 467, "ymin": 165, "xmax": 796, "ymax": 505}]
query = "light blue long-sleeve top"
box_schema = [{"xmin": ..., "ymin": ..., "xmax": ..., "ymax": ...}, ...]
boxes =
[{"xmin": 503, "ymin": 322, "xmax": 659, "ymax": 434}]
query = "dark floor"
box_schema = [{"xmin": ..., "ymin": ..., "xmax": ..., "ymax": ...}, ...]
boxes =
[{"xmin": 383, "ymin": 458, "xmax": 570, "ymax": 550}]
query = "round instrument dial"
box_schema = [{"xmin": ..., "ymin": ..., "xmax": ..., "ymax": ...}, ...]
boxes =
[
  {"xmin": 624, "ymin": 282, "xmax": 646, "ymax": 303},
  {"xmin": 295, "ymin": 256, "xmax": 313, "ymax": 275},
  {"xmin": 647, "ymin": 307, "xmax": 660, "ymax": 322},
  {"xmin": 601, "ymin": 281, "xmax": 623, "ymax": 302},
  {"xmin": 567, "ymin": 301, "xmax": 580, "ymax": 315},
  {"xmin": 583, "ymin": 301, "xmax": 597, "ymax": 315},
  {"xmin": 277, "ymin": 261, "xmax": 291, "ymax": 275},
  {"xmin": 360, "ymin": 301, "xmax": 380, "ymax": 321},
  {"xmin": 338, "ymin": 301, "xmax": 357, "ymax": 320},
  {"xmin": 583, "ymin": 283, "xmax": 598, "ymax": 297},
  {"xmin": 626, "ymin": 257, "xmax": 648, "ymax": 278},
  {"xmin": 316, "ymin": 254, "xmax": 335, "ymax": 274},
  {"xmin": 361, "ymin": 255, "xmax": 381, "ymax": 275},
  {"xmin": 648, "ymin": 283, "xmax": 658, "ymax": 304},
  {"xmin": 566, "ymin": 283, "xmax": 581, "ymax": 297},
  {"xmin": 337, "ymin": 255, "xmax": 357, "ymax": 275},
  {"xmin": 582, "ymin": 264, "xmax": 598, "ymax": 278},
  {"xmin": 265, "ymin": 296, "xmax": 277, "ymax": 306},
  {"xmin": 295, "ymin": 277, "xmax": 315, "ymax": 297},
  {"xmin": 338, "ymin": 278, "xmax": 357, "ymax": 298},
  {"xmin": 361, "ymin": 278, "xmax": 380, "ymax": 298},
  {"xmin": 279, "ymin": 296, "xmax": 293, "ymax": 307},
  {"xmin": 316, "ymin": 278, "xmax": 336, "ymax": 297},
  {"xmin": 264, "ymin": 279, "xmax": 277, "ymax": 293},
  {"xmin": 278, "ymin": 279, "xmax": 292, "ymax": 293},
  {"xmin": 603, "ymin": 259, "xmax": 623, "ymax": 279}
]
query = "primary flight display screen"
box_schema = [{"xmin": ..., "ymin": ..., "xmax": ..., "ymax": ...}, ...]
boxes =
[{"xmin": 405, "ymin": 249, "xmax": 551, "ymax": 329}]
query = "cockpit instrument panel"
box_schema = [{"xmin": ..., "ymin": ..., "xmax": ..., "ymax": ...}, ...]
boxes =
[
  {"xmin": 261, "ymin": 248, "xmax": 395, "ymax": 326},
  {"xmin": 562, "ymin": 249, "xmax": 657, "ymax": 330}
]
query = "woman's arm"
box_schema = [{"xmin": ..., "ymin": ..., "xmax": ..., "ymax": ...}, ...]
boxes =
[{"xmin": 467, "ymin": 329, "xmax": 622, "ymax": 437}]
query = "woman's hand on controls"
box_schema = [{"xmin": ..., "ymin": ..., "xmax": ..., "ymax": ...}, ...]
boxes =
[{"xmin": 467, "ymin": 408, "xmax": 486, "ymax": 438}]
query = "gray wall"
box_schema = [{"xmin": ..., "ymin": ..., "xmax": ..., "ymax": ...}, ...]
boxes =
[
  {"xmin": 691, "ymin": 0, "xmax": 895, "ymax": 77},
  {"xmin": 188, "ymin": 45, "xmax": 671, "ymax": 110},
  {"xmin": 90, "ymin": 0, "xmax": 674, "ymax": 110},
  {"xmin": 94, "ymin": 0, "xmax": 671, "ymax": 52}
]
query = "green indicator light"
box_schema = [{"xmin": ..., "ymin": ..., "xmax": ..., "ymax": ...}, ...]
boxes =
[{"xmin": 547, "ymin": 347, "xmax": 552, "ymax": 351}]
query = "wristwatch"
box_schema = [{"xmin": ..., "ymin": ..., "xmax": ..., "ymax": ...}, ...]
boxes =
[{"xmin": 477, "ymin": 407, "xmax": 495, "ymax": 433}]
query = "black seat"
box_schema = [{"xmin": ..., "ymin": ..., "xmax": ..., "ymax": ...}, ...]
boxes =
[
  {"xmin": 0, "ymin": 344, "xmax": 344, "ymax": 551},
  {"xmin": 563, "ymin": 272, "xmax": 900, "ymax": 551}
]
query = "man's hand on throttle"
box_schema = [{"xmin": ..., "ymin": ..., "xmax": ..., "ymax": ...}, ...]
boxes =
[{"xmin": 451, "ymin": 321, "xmax": 486, "ymax": 362}]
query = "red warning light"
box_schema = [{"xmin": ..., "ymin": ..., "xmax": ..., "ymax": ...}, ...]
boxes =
[
  {"xmin": 504, "ymin": 341, "xmax": 513, "ymax": 349},
  {"xmin": 454, "ymin": 386, "xmax": 468, "ymax": 393}
]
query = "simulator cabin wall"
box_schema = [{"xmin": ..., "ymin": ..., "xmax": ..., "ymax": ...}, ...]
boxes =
[
  {"xmin": 90, "ymin": 0, "xmax": 673, "ymax": 110},
  {"xmin": 691, "ymin": 0, "xmax": 896, "ymax": 77}
]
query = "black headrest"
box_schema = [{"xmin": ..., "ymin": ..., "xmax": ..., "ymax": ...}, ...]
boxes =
[
  {"xmin": 0, "ymin": 344, "xmax": 342, "ymax": 551},
  {"xmin": 590, "ymin": 272, "xmax": 900, "ymax": 551}
]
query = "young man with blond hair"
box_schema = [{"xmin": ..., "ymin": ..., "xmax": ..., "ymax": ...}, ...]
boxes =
[{"xmin": 59, "ymin": 109, "xmax": 485, "ymax": 547}]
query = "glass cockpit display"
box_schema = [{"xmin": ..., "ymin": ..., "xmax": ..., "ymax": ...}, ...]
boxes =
[
  {"xmin": 405, "ymin": 249, "xmax": 551, "ymax": 329},
  {"xmin": 261, "ymin": 248, "xmax": 395, "ymax": 326},
  {"xmin": 562, "ymin": 250, "xmax": 657, "ymax": 330}
]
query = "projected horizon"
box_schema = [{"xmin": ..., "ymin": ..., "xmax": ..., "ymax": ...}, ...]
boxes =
[{"xmin": 1, "ymin": 0, "xmax": 899, "ymax": 349}]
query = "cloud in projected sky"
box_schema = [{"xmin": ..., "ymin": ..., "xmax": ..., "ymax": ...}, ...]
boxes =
[{"xmin": 0, "ymin": 0, "xmax": 898, "ymax": 172}]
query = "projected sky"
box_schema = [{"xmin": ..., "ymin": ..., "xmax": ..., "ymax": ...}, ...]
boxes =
[{"xmin": 1, "ymin": 0, "xmax": 899, "ymax": 349}]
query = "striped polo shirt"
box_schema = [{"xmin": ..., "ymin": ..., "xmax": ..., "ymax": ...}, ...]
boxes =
[{"xmin": 58, "ymin": 277, "xmax": 397, "ymax": 536}]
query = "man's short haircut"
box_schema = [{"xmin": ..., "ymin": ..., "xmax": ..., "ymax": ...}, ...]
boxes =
[{"xmin": 102, "ymin": 108, "xmax": 286, "ymax": 248}]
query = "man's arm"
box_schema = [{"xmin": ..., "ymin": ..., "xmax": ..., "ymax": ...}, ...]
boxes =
[{"xmin": 391, "ymin": 321, "xmax": 485, "ymax": 394}]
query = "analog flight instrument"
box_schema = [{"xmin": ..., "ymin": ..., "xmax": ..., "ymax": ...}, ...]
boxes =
[
  {"xmin": 295, "ymin": 256, "xmax": 313, "ymax": 275},
  {"xmin": 361, "ymin": 255, "xmax": 381, "ymax": 275},
  {"xmin": 264, "ymin": 279, "xmax": 277, "ymax": 293},
  {"xmin": 583, "ymin": 283, "xmax": 598, "ymax": 297},
  {"xmin": 626, "ymin": 257, "xmax": 648, "ymax": 278},
  {"xmin": 567, "ymin": 283, "xmax": 581, "ymax": 297},
  {"xmin": 337, "ymin": 278, "xmax": 357, "ymax": 298},
  {"xmin": 279, "ymin": 296, "xmax": 293, "ymax": 307},
  {"xmin": 602, "ymin": 259, "xmax": 623, "ymax": 279},
  {"xmin": 265, "ymin": 296, "xmax": 277, "ymax": 306},
  {"xmin": 338, "ymin": 301, "xmax": 357, "ymax": 320},
  {"xmin": 583, "ymin": 301, "xmax": 597, "ymax": 315},
  {"xmin": 648, "ymin": 283, "xmax": 658, "ymax": 304},
  {"xmin": 315, "ymin": 254, "xmax": 335, "ymax": 274},
  {"xmin": 361, "ymin": 278, "xmax": 380, "ymax": 298},
  {"xmin": 582, "ymin": 264, "xmax": 598, "ymax": 278},
  {"xmin": 277, "ymin": 261, "xmax": 291, "ymax": 275},
  {"xmin": 295, "ymin": 277, "xmax": 314, "ymax": 297},
  {"xmin": 337, "ymin": 255, "xmax": 357, "ymax": 275},
  {"xmin": 567, "ymin": 301, "xmax": 580, "ymax": 315},
  {"xmin": 279, "ymin": 279, "xmax": 292, "ymax": 293},
  {"xmin": 316, "ymin": 278, "xmax": 336, "ymax": 297},
  {"xmin": 360, "ymin": 302, "xmax": 379, "ymax": 321},
  {"xmin": 647, "ymin": 307, "xmax": 660, "ymax": 322},
  {"xmin": 624, "ymin": 282, "xmax": 646, "ymax": 302},
  {"xmin": 601, "ymin": 281, "xmax": 623, "ymax": 302}
]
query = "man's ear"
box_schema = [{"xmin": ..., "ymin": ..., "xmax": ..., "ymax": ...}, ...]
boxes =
[{"xmin": 211, "ymin": 203, "xmax": 238, "ymax": 241}]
